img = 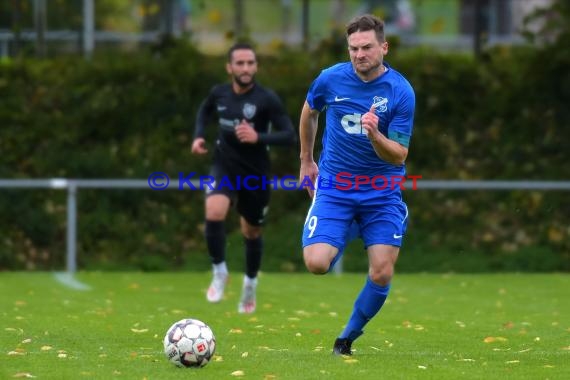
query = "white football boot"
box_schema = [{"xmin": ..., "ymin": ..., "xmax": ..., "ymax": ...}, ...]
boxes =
[
  {"xmin": 238, "ymin": 276, "xmax": 257, "ymax": 314},
  {"xmin": 206, "ymin": 271, "xmax": 228, "ymax": 303}
]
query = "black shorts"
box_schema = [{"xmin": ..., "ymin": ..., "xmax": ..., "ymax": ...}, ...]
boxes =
[{"xmin": 206, "ymin": 163, "xmax": 270, "ymax": 226}]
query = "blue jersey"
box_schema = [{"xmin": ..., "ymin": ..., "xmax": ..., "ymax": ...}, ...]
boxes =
[{"xmin": 306, "ymin": 62, "xmax": 415, "ymax": 193}]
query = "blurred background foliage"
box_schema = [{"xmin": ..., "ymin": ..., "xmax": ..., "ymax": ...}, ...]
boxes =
[{"xmin": 0, "ymin": 0, "xmax": 568, "ymax": 273}]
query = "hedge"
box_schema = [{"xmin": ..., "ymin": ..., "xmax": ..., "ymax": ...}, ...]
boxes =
[{"xmin": 0, "ymin": 39, "xmax": 568, "ymax": 272}]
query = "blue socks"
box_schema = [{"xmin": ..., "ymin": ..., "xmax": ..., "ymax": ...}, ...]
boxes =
[
  {"xmin": 327, "ymin": 222, "xmax": 391, "ymax": 342},
  {"xmin": 339, "ymin": 277, "xmax": 391, "ymax": 341}
]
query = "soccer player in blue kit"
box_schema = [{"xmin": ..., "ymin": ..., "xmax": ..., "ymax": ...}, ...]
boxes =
[{"xmin": 298, "ymin": 14, "xmax": 415, "ymax": 355}]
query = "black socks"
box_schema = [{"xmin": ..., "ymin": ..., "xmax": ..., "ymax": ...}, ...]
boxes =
[
  {"xmin": 244, "ymin": 237, "xmax": 263, "ymax": 278},
  {"xmin": 205, "ymin": 220, "xmax": 225, "ymax": 264}
]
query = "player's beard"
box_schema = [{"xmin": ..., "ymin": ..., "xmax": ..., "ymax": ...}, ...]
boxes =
[
  {"xmin": 234, "ymin": 74, "xmax": 254, "ymax": 89},
  {"xmin": 354, "ymin": 59, "xmax": 382, "ymax": 77}
]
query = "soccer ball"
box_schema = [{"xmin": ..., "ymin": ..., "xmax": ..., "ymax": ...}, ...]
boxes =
[{"xmin": 163, "ymin": 318, "xmax": 216, "ymax": 368}]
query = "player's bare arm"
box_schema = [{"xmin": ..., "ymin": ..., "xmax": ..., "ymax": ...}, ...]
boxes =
[
  {"xmin": 361, "ymin": 106, "xmax": 408, "ymax": 165},
  {"xmin": 299, "ymin": 101, "xmax": 320, "ymax": 197},
  {"xmin": 191, "ymin": 137, "xmax": 208, "ymax": 155}
]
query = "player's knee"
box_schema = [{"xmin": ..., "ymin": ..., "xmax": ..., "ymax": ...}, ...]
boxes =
[
  {"xmin": 241, "ymin": 227, "xmax": 261, "ymax": 240},
  {"xmin": 369, "ymin": 266, "xmax": 394, "ymax": 286},
  {"xmin": 240, "ymin": 217, "xmax": 262, "ymax": 239},
  {"xmin": 205, "ymin": 207, "xmax": 227, "ymax": 220},
  {"xmin": 303, "ymin": 251, "xmax": 329, "ymax": 274}
]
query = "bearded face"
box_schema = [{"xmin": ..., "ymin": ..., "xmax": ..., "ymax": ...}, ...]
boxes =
[
  {"xmin": 227, "ymin": 49, "xmax": 257, "ymax": 89},
  {"xmin": 347, "ymin": 30, "xmax": 388, "ymax": 81}
]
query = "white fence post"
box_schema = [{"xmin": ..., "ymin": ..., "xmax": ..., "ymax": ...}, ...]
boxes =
[
  {"xmin": 83, "ymin": 0, "xmax": 95, "ymax": 59},
  {"xmin": 66, "ymin": 181, "xmax": 78, "ymax": 273}
]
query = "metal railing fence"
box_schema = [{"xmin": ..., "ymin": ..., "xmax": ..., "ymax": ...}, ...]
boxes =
[{"xmin": 1, "ymin": 178, "xmax": 569, "ymax": 276}]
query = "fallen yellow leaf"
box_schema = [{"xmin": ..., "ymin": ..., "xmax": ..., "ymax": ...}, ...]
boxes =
[
  {"xmin": 12, "ymin": 373, "xmax": 35, "ymax": 378},
  {"xmin": 483, "ymin": 336, "xmax": 508, "ymax": 343}
]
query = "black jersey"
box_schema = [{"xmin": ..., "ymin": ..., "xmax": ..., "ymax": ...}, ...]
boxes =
[{"xmin": 194, "ymin": 83, "xmax": 295, "ymax": 175}]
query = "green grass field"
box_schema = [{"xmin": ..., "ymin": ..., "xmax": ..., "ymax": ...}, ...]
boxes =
[{"xmin": 1, "ymin": 272, "xmax": 568, "ymax": 379}]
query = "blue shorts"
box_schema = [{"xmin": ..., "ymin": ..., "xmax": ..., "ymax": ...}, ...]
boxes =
[{"xmin": 302, "ymin": 185, "xmax": 409, "ymax": 250}]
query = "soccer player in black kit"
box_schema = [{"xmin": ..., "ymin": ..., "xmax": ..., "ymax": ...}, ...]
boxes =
[{"xmin": 191, "ymin": 43, "xmax": 295, "ymax": 313}]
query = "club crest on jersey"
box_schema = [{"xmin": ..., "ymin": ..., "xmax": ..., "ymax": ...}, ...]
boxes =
[
  {"xmin": 243, "ymin": 103, "xmax": 257, "ymax": 119},
  {"xmin": 372, "ymin": 96, "xmax": 388, "ymax": 113}
]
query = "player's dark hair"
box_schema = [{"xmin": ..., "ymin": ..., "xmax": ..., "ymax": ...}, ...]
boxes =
[
  {"xmin": 346, "ymin": 14, "xmax": 385, "ymax": 43},
  {"xmin": 227, "ymin": 43, "xmax": 256, "ymax": 62}
]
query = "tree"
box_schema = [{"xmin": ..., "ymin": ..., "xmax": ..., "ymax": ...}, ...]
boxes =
[{"xmin": 521, "ymin": 0, "xmax": 570, "ymax": 47}]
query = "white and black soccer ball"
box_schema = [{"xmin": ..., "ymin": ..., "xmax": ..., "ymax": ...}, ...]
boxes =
[{"xmin": 163, "ymin": 318, "xmax": 216, "ymax": 368}]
